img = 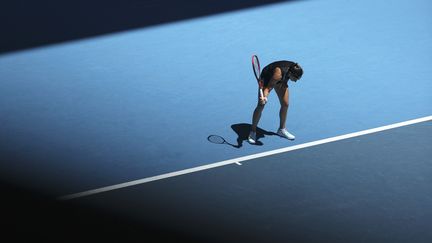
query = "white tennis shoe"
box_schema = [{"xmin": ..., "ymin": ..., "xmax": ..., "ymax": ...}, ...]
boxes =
[
  {"xmin": 248, "ymin": 131, "xmax": 257, "ymax": 144},
  {"xmin": 277, "ymin": 128, "xmax": 295, "ymax": 140}
]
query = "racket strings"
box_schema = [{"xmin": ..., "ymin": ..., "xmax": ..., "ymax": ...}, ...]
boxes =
[{"xmin": 252, "ymin": 55, "xmax": 261, "ymax": 80}]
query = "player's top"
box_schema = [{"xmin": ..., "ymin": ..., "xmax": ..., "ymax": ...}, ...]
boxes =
[{"xmin": 260, "ymin": 60, "xmax": 296, "ymax": 87}]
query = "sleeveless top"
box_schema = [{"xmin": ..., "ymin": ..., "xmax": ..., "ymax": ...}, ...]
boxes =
[{"xmin": 260, "ymin": 60, "xmax": 296, "ymax": 87}]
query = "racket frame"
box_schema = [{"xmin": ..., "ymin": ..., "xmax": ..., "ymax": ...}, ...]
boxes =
[{"xmin": 252, "ymin": 55, "xmax": 265, "ymax": 101}]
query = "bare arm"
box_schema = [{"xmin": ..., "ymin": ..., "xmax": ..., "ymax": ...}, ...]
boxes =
[
  {"xmin": 271, "ymin": 67, "xmax": 283, "ymax": 82},
  {"xmin": 261, "ymin": 67, "xmax": 283, "ymax": 103},
  {"xmin": 258, "ymin": 67, "xmax": 285, "ymax": 105}
]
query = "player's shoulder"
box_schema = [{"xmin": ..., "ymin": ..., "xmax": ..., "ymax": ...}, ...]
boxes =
[
  {"xmin": 278, "ymin": 60, "xmax": 295, "ymax": 65},
  {"xmin": 268, "ymin": 60, "xmax": 295, "ymax": 67}
]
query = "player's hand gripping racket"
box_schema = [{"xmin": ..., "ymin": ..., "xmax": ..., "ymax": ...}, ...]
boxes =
[{"xmin": 252, "ymin": 55, "xmax": 266, "ymax": 103}]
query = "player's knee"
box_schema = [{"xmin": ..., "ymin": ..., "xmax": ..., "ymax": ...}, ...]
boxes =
[{"xmin": 281, "ymin": 102, "xmax": 289, "ymax": 109}]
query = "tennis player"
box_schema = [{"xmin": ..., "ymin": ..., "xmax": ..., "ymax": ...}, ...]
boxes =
[{"xmin": 248, "ymin": 60, "xmax": 303, "ymax": 144}]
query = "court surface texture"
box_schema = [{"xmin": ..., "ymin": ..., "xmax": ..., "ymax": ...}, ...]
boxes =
[{"xmin": 1, "ymin": 0, "xmax": 431, "ymax": 242}]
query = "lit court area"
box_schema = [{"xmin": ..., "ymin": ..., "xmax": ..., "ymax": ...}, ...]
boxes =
[{"xmin": 1, "ymin": 0, "xmax": 431, "ymax": 242}]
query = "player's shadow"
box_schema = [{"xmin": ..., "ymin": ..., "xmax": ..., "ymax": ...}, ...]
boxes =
[
  {"xmin": 207, "ymin": 123, "xmax": 277, "ymax": 148},
  {"xmin": 231, "ymin": 123, "xmax": 278, "ymax": 148}
]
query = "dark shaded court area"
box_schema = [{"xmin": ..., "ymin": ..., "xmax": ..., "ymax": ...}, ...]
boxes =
[{"xmin": 0, "ymin": 0, "xmax": 296, "ymax": 54}]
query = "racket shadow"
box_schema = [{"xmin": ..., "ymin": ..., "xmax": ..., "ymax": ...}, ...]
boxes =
[{"xmin": 207, "ymin": 135, "xmax": 240, "ymax": 148}]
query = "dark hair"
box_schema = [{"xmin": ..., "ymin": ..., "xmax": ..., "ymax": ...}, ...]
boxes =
[{"xmin": 290, "ymin": 63, "xmax": 303, "ymax": 80}]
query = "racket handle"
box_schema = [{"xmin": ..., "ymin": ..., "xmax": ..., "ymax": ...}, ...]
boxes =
[{"xmin": 259, "ymin": 88, "xmax": 265, "ymax": 101}]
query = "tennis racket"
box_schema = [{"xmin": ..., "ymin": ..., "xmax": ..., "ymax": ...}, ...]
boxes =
[{"xmin": 252, "ymin": 55, "xmax": 265, "ymax": 102}]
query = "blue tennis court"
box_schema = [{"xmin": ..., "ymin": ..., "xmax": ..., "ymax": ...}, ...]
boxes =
[{"xmin": 1, "ymin": 0, "xmax": 431, "ymax": 242}]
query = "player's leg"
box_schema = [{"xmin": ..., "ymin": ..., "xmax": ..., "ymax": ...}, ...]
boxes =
[
  {"xmin": 275, "ymin": 84, "xmax": 289, "ymax": 129},
  {"xmin": 249, "ymin": 89, "xmax": 266, "ymax": 143},
  {"xmin": 275, "ymin": 85, "xmax": 295, "ymax": 140}
]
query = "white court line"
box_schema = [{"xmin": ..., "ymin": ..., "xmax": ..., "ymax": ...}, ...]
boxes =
[{"xmin": 59, "ymin": 115, "xmax": 432, "ymax": 201}]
